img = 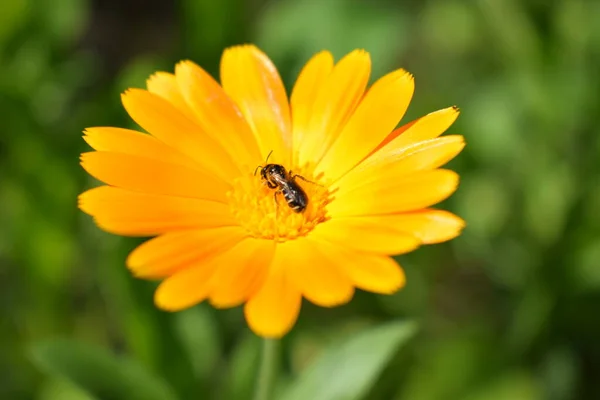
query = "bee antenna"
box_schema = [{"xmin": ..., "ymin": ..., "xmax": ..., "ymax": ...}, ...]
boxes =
[{"xmin": 255, "ymin": 150, "xmax": 273, "ymax": 177}]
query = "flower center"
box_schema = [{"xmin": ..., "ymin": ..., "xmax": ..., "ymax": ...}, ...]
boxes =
[{"xmin": 227, "ymin": 164, "xmax": 332, "ymax": 242}]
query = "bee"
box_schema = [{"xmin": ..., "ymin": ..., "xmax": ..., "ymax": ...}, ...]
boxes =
[{"xmin": 255, "ymin": 151, "xmax": 312, "ymax": 213}]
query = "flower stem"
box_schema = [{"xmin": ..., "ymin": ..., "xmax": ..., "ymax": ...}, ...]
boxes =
[{"xmin": 253, "ymin": 338, "xmax": 280, "ymax": 400}]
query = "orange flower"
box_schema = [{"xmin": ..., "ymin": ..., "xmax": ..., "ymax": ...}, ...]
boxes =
[{"xmin": 79, "ymin": 45, "xmax": 465, "ymax": 338}]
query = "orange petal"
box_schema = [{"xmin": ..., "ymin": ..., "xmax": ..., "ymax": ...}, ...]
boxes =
[
  {"xmin": 375, "ymin": 106, "xmax": 460, "ymax": 153},
  {"xmin": 290, "ymin": 51, "xmax": 334, "ymax": 164},
  {"xmin": 220, "ymin": 45, "xmax": 292, "ymax": 165},
  {"xmin": 121, "ymin": 88, "xmax": 239, "ymax": 181},
  {"xmin": 345, "ymin": 209, "xmax": 466, "ymax": 245},
  {"xmin": 317, "ymin": 69, "xmax": 414, "ymax": 182},
  {"xmin": 244, "ymin": 247, "xmax": 302, "ymax": 338},
  {"xmin": 80, "ymin": 152, "xmax": 230, "ymax": 202},
  {"xmin": 146, "ymin": 71, "xmax": 197, "ymax": 121},
  {"xmin": 281, "ymin": 238, "xmax": 354, "ymax": 307},
  {"xmin": 126, "ymin": 227, "xmax": 247, "ymax": 279},
  {"xmin": 310, "ymin": 218, "xmax": 420, "ymax": 255},
  {"xmin": 337, "ymin": 135, "xmax": 465, "ymax": 192},
  {"xmin": 174, "ymin": 61, "xmax": 262, "ymax": 169},
  {"xmin": 154, "ymin": 259, "xmax": 217, "ymax": 312},
  {"xmin": 315, "ymin": 241, "xmax": 406, "ymax": 294},
  {"xmin": 79, "ymin": 186, "xmax": 236, "ymax": 236},
  {"xmin": 296, "ymin": 50, "xmax": 371, "ymax": 166},
  {"xmin": 208, "ymin": 238, "xmax": 275, "ymax": 308},
  {"xmin": 329, "ymin": 169, "xmax": 460, "ymax": 217},
  {"xmin": 83, "ymin": 127, "xmax": 200, "ymax": 171}
]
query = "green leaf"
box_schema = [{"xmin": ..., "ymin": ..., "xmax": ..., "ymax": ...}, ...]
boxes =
[
  {"xmin": 172, "ymin": 305, "xmax": 221, "ymax": 380},
  {"xmin": 280, "ymin": 321, "xmax": 417, "ymax": 400},
  {"xmin": 397, "ymin": 327, "xmax": 496, "ymax": 400},
  {"xmin": 463, "ymin": 370, "xmax": 542, "ymax": 400},
  {"xmin": 29, "ymin": 339, "xmax": 178, "ymax": 400},
  {"xmin": 221, "ymin": 333, "xmax": 261, "ymax": 400},
  {"xmin": 37, "ymin": 378, "xmax": 96, "ymax": 400},
  {"xmin": 0, "ymin": 0, "xmax": 30, "ymax": 47}
]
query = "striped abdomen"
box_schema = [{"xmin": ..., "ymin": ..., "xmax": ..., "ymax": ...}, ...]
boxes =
[{"xmin": 280, "ymin": 181, "xmax": 308, "ymax": 213}]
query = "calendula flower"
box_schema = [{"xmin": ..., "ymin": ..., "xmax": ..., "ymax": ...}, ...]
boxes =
[{"xmin": 79, "ymin": 45, "xmax": 465, "ymax": 338}]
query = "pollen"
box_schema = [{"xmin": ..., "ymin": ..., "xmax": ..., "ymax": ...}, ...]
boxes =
[{"xmin": 227, "ymin": 165, "xmax": 332, "ymax": 241}]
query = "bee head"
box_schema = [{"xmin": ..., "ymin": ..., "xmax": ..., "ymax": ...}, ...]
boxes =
[{"xmin": 265, "ymin": 164, "xmax": 286, "ymax": 178}]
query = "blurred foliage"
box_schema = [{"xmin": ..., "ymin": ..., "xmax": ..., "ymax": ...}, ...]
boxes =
[{"xmin": 1, "ymin": 0, "xmax": 599, "ymax": 399}]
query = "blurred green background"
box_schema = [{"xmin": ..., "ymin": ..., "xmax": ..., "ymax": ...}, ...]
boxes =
[{"xmin": 2, "ymin": 0, "xmax": 599, "ymax": 399}]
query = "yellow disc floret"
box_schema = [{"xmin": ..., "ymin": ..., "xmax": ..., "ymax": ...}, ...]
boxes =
[{"xmin": 228, "ymin": 164, "xmax": 332, "ymax": 241}]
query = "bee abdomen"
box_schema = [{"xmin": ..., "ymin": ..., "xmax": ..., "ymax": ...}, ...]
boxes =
[
  {"xmin": 282, "ymin": 190, "xmax": 295, "ymax": 203},
  {"xmin": 281, "ymin": 183, "xmax": 308, "ymax": 213}
]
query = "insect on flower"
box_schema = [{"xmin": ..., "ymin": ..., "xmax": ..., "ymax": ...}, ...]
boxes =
[
  {"xmin": 78, "ymin": 44, "xmax": 467, "ymax": 338},
  {"xmin": 255, "ymin": 151, "xmax": 312, "ymax": 213}
]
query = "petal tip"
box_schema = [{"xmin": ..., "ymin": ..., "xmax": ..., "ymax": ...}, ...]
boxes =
[
  {"xmin": 386, "ymin": 68, "xmax": 414, "ymax": 83},
  {"xmin": 445, "ymin": 169, "xmax": 461, "ymax": 188},
  {"xmin": 383, "ymin": 261, "xmax": 407, "ymax": 294},
  {"xmin": 174, "ymin": 59, "xmax": 195, "ymax": 72},
  {"xmin": 447, "ymin": 212, "xmax": 467, "ymax": 231},
  {"xmin": 224, "ymin": 43, "xmax": 258, "ymax": 55},
  {"xmin": 147, "ymin": 71, "xmax": 168, "ymax": 84},
  {"xmin": 121, "ymin": 87, "xmax": 146, "ymax": 99},
  {"xmin": 120, "ymin": 88, "xmax": 138, "ymax": 105},
  {"xmin": 154, "ymin": 285, "xmax": 184, "ymax": 312},
  {"xmin": 208, "ymin": 297, "xmax": 241, "ymax": 310},
  {"xmin": 399, "ymin": 68, "xmax": 414, "ymax": 79},
  {"xmin": 244, "ymin": 307, "xmax": 293, "ymax": 339},
  {"xmin": 125, "ymin": 247, "xmax": 142, "ymax": 270},
  {"xmin": 82, "ymin": 126, "xmax": 103, "ymax": 137},
  {"xmin": 393, "ymin": 69, "xmax": 415, "ymax": 89},
  {"xmin": 430, "ymin": 106, "xmax": 460, "ymax": 120},
  {"xmin": 146, "ymin": 71, "xmax": 182, "ymax": 93},
  {"xmin": 338, "ymin": 48, "xmax": 371, "ymax": 66},
  {"xmin": 352, "ymin": 48, "xmax": 371, "ymax": 60},
  {"xmin": 77, "ymin": 191, "xmax": 90, "ymax": 212},
  {"xmin": 315, "ymin": 49, "xmax": 334, "ymax": 60},
  {"xmin": 352, "ymin": 48, "xmax": 369, "ymax": 55},
  {"xmin": 410, "ymin": 209, "xmax": 467, "ymax": 244},
  {"xmin": 77, "ymin": 186, "xmax": 107, "ymax": 215},
  {"xmin": 446, "ymin": 105, "xmax": 461, "ymax": 119},
  {"xmin": 82, "ymin": 136, "xmax": 93, "ymax": 148},
  {"xmin": 313, "ymin": 288, "xmax": 355, "ymax": 308}
]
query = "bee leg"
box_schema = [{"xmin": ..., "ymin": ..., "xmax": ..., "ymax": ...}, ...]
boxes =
[
  {"xmin": 289, "ymin": 171, "xmax": 322, "ymax": 187},
  {"xmin": 261, "ymin": 179, "xmax": 277, "ymax": 190}
]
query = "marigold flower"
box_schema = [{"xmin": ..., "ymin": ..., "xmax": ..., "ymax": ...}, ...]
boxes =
[{"xmin": 79, "ymin": 45, "xmax": 465, "ymax": 338}]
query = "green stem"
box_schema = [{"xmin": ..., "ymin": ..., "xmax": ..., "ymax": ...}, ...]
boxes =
[{"xmin": 253, "ymin": 339, "xmax": 280, "ymax": 400}]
